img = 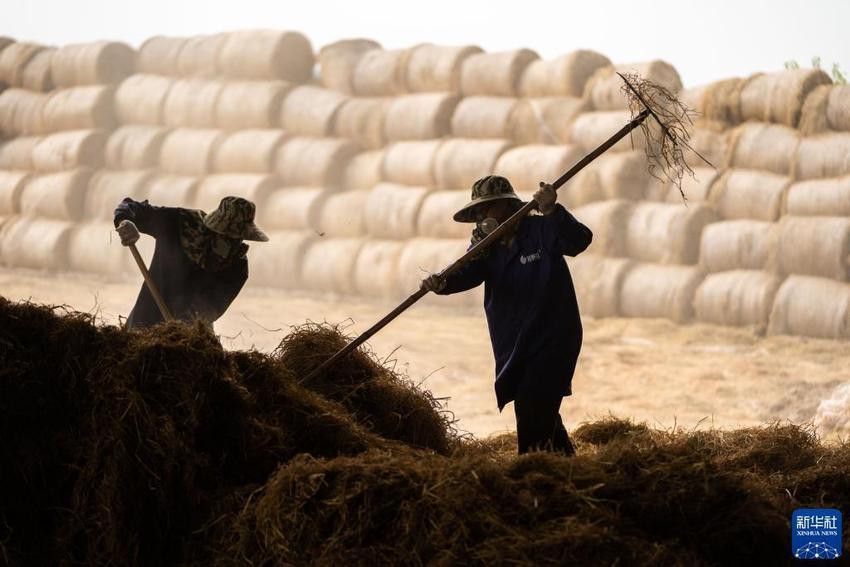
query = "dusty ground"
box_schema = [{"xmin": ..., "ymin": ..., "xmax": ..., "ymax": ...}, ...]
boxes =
[{"xmin": 2, "ymin": 267, "xmax": 848, "ymax": 439}]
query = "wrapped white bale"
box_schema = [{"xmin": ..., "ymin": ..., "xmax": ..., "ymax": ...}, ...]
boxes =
[
  {"xmin": 777, "ymin": 216, "xmax": 850, "ymax": 281},
  {"xmin": 0, "ymin": 88, "xmax": 48, "ymax": 136},
  {"xmin": 663, "ymin": 167, "xmax": 719, "ymax": 203},
  {"xmin": 114, "ymin": 74, "xmax": 174, "ymax": 125},
  {"xmin": 814, "ymin": 383, "xmax": 850, "ymax": 435},
  {"xmin": 459, "ymin": 49, "xmax": 539, "ymax": 96},
  {"xmin": 146, "ymin": 174, "xmax": 198, "ymax": 208},
  {"xmin": 619, "ymin": 263, "xmax": 704, "ymax": 322},
  {"xmin": 261, "ymin": 187, "xmax": 327, "ymax": 230},
  {"xmin": 568, "ymin": 255, "xmax": 634, "ymax": 317},
  {"xmin": 105, "ymin": 125, "xmax": 168, "ymax": 169},
  {"xmin": 787, "ymin": 176, "xmax": 850, "ymax": 216},
  {"xmin": 794, "ymin": 133, "xmax": 850, "ymax": 180},
  {"xmin": 280, "ymin": 85, "xmax": 349, "ymax": 136},
  {"xmin": 42, "ymin": 85, "xmax": 116, "ymax": 133},
  {"xmin": 768, "ymin": 275, "xmax": 850, "ymax": 339},
  {"xmin": 351, "ymin": 48, "xmax": 414, "ymax": 96},
  {"xmin": 450, "ymin": 96, "xmax": 521, "ymax": 139},
  {"xmin": 217, "ymin": 30, "xmax": 314, "ymax": 82},
  {"xmin": 434, "ymin": 138, "xmax": 512, "ymax": 190},
  {"xmin": 826, "ymin": 85, "xmax": 850, "ymax": 132},
  {"xmin": 494, "ymin": 144, "xmax": 584, "ymax": 193},
  {"xmin": 215, "ymin": 80, "xmax": 290, "ymax": 130},
  {"xmin": 300, "ymin": 237, "xmax": 365, "ymax": 294},
  {"xmin": 684, "ymin": 122, "xmax": 729, "ymax": 169},
  {"xmin": 19, "ymin": 168, "xmax": 92, "ymax": 221},
  {"xmin": 0, "ymin": 136, "xmax": 41, "ymax": 169},
  {"xmin": 417, "ymin": 191, "xmax": 474, "ymax": 239},
  {"xmin": 694, "ymin": 270, "xmax": 783, "ymax": 327},
  {"xmin": 727, "ymin": 123, "xmax": 799, "ymax": 176},
  {"xmin": 159, "ymin": 129, "xmax": 224, "ymax": 176},
  {"xmin": 84, "ymin": 169, "xmax": 153, "ymax": 220},
  {"xmin": 176, "ymin": 34, "xmax": 226, "ymax": 77},
  {"xmin": 384, "ymin": 92, "xmax": 459, "ymax": 141},
  {"xmin": 0, "ymin": 42, "xmax": 47, "ymax": 87},
  {"xmin": 405, "ymin": 44, "xmax": 483, "ymax": 93},
  {"xmin": 510, "ymin": 96, "xmax": 588, "ymax": 145},
  {"xmin": 333, "ymin": 97, "xmax": 390, "ymax": 150},
  {"xmin": 0, "ymin": 171, "xmax": 30, "ymax": 215},
  {"xmin": 710, "ymin": 169, "xmax": 790, "ymax": 221},
  {"xmin": 318, "ymin": 39, "xmax": 381, "ymax": 93},
  {"xmin": 274, "ymin": 137, "xmax": 360, "ymax": 188},
  {"xmin": 21, "ymin": 48, "xmax": 55, "ymax": 92},
  {"xmin": 0, "ymin": 217, "xmax": 72, "ymax": 270},
  {"xmin": 32, "ymin": 129, "xmax": 107, "ymax": 172},
  {"xmin": 315, "ymin": 190, "xmax": 368, "ymax": 237},
  {"xmin": 572, "ymin": 200, "xmax": 632, "ymax": 256},
  {"xmin": 564, "ymin": 151, "xmax": 650, "ymax": 207},
  {"xmin": 569, "ymin": 110, "xmax": 650, "ymax": 153},
  {"xmin": 50, "ymin": 41, "xmax": 135, "ymax": 87},
  {"xmin": 353, "ymin": 240, "xmax": 406, "ymax": 298},
  {"xmin": 625, "ymin": 202, "xmax": 716, "ymax": 265},
  {"xmin": 382, "ymin": 140, "xmax": 443, "ymax": 187},
  {"xmin": 363, "ymin": 182, "xmax": 430, "ymax": 239},
  {"xmin": 699, "ymin": 220, "xmax": 777, "ymax": 273},
  {"xmin": 66, "ymin": 221, "xmax": 126, "ymax": 274},
  {"xmin": 396, "ymin": 238, "xmax": 482, "ymax": 307},
  {"xmin": 342, "ymin": 150, "xmax": 384, "ymax": 191},
  {"xmin": 162, "ymin": 79, "xmax": 224, "ymax": 128},
  {"xmin": 585, "ymin": 60, "xmax": 682, "ymax": 111},
  {"xmin": 213, "ymin": 129, "xmax": 286, "ymax": 173},
  {"xmin": 247, "ymin": 230, "xmax": 315, "ymax": 289},
  {"xmin": 194, "ymin": 174, "xmax": 281, "ymax": 212},
  {"xmin": 739, "ymin": 69, "xmax": 831, "ymax": 128},
  {"xmin": 137, "ymin": 36, "xmax": 188, "ymax": 76},
  {"xmin": 519, "ymin": 50, "xmax": 611, "ymax": 97}
]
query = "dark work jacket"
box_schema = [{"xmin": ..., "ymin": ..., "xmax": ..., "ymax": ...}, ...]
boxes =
[
  {"xmin": 114, "ymin": 198, "xmax": 248, "ymax": 329},
  {"xmin": 437, "ymin": 204, "xmax": 592, "ymax": 410}
]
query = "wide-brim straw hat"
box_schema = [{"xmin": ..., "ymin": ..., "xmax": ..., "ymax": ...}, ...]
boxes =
[
  {"xmin": 453, "ymin": 175, "xmax": 522, "ymax": 223},
  {"xmin": 204, "ymin": 196, "xmax": 269, "ymax": 242}
]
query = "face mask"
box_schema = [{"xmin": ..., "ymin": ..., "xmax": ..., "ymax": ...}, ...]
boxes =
[{"xmin": 477, "ymin": 217, "xmax": 499, "ymax": 235}]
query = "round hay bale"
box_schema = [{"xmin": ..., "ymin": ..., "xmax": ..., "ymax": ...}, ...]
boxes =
[
  {"xmin": 32, "ymin": 129, "xmax": 107, "ymax": 172},
  {"xmin": 585, "ymin": 60, "xmax": 682, "ymax": 111},
  {"xmin": 384, "ymin": 92, "xmax": 459, "ymax": 141},
  {"xmin": 213, "ymin": 129, "xmax": 286, "ymax": 173},
  {"xmin": 663, "ymin": 167, "xmax": 719, "ymax": 203},
  {"xmin": 794, "ymin": 133, "xmax": 850, "ymax": 180},
  {"xmin": 680, "ymin": 78, "xmax": 747, "ymax": 125},
  {"xmin": 280, "ymin": 85, "xmax": 349, "ymax": 136},
  {"xmin": 247, "ymin": 229, "xmax": 315, "ymax": 288},
  {"xmin": 333, "ymin": 97, "xmax": 390, "ymax": 150},
  {"xmin": 351, "ymin": 48, "xmax": 415, "ymax": 96},
  {"xmin": 727, "ymin": 123, "xmax": 799, "ymax": 176},
  {"xmin": 396, "ymin": 238, "xmax": 481, "ymax": 307},
  {"xmin": 768, "ymin": 275, "xmax": 850, "ymax": 339},
  {"xmin": 684, "ymin": 121, "xmax": 729, "ymax": 169},
  {"xmin": 342, "ymin": 150, "xmax": 384, "ymax": 191},
  {"xmin": 300, "ymin": 237, "xmax": 365, "ymax": 294},
  {"xmin": 194, "ymin": 173, "xmax": 281, "ymax": 212},
  {"xmin": 510, "ymin": 96, "xmax": 589, "ymax": 145},
  {"xmin": 114, "ymin": 74, "xmax": 174, "ymax": 125},
  {"xmin": 786, "ymin": 176, "xmax": 850, "ymax": 216},
  {"xmin": 694, "ymin": 270, "xmax": 783, "ymax": 327},
  {"xmin": 798, "ymin": 84, "xmax": 831, "ymax": 135},
  {"xmin": 84, "ymin": 169, "xmax": 153, "ymax": 220},
  {"xmin": 0, "ymin": 136, "xmax": 41, "ymax": 170},
  {"xmin": 145, "ymin": 174, "xmax": 198, "ymax": 208},
  {"xmin": 568, "ymin": 255, "xmax": 634, "ymax": 317},
  {"xmin": 434, "ymin": 138, "xmax": 512, "ymax": 190},
  {"xmin": 814, "ymin": 383, "xmax": 850, "ymax": 434},
  {"xmin": 137, "ymin": 36, "xmax": 188, "ymax": 76},
  {"xmin": 826, "ymin": 84, "xmax": 850, "ymax": 132},
  {"xmin": 519, "ymin": 50, "xmax": 611, "ymax": 97},
  {"xmin": 450, "ymin": 96, "xmax": 521, "ymax": 139},
  {"xmin": 777, "ymin": 216, "xmax": 850, "ymax": 281},
  {"xmin": 50, "ymin": 41, "xmax": 135, "ymax": 87},
  {"xmin": 318, "ymin": 39, "xmax": 381, "ymax": 93},
  {"xmin": 0, "ymin": 217, "xmax": 72, "ymax": 270},
  {"xmin": 353, "ymin": 240, "xmax": 406, "ymax": 298},
  {"xmin": 218, "ymin": 30, "xmax": 313, "ymax": 82},
  {"xmin": 176, "ymin": 34, "xmax": 226, "ymax": 77},
  {"xmin": 493, "ymin": 144, "xmax": 584, "ymax": 193},
  {"xmin": 382, "ymin": 140, "xmax": 443, "ymax": 187},
  {"xmin": 619, "ymin": 263, "xmax": 704, "ymax": 323},
  {"xmin": 699, "ymin": 220, "xmax": 777, "ymax": 273},
  {"xmin": 459, "ymin": 49, "xmax": 539, "ymax": 96},
  {"xmin": 569, "ymin": 109, "xmax": 654, "ymax": 154},
  {"xmin": 0, "ymin": 88, "xmax": 48, "ymax": 136},
  {"xmin": 159, "ymin": 128, "xmax": 224, "ymax": 176},
  {"xmin": 0, "ymin": 42, "xmax": 46, "ymax": 87},
  {"xmin": 315, "ymin": 190, "xmax": 369, "ymax": 237},
  {"xmin": 261, "ymin": 187, "xmax": 327, "ymax": 230},
  {"xmin": 42, "ymin": 85, "xmax": 116, "ymax": 133},
  {"xmin": 274, "ymin": 137, "xmax": 360, "ymax": 188},
  {"xmin": 404, "ymin": 44, "xmax": 483, "ymax": 93},
  {"xmin": 19, "ymin": 168, "xmax": 92, "ymax": 221},
  {"xmin": 572, "ymin": 199, "xmax": 632, "ymax": 256},
  {"xmin": 21, "ymin": 47, "xmax": 55, "ymax": 92},
  {"xmin": 739, "ymin": 69, "xmax": 831, "ymax": 128},
  {"xmin": 162, "ymin": 79, "xmax": 224, "ymax": 128},
  {"xmin": 710, "ymin": 169, "xmax": 790, "ymax": 221},
  {"xmin": 625, "ymin": 202, "xmax": 717, "ymax": 265},
  {"xmin": 417, "ymin": 191, "xmax": 473, "ymax": 239},
  {"xmin": 66, "ymin": 221, "xmax": 125, "ymax": 274},
  {"xmin": 0, "ymin": 171, "xmax": 30, "ymax": 215},
  {"xmin": 564, "ymin": 151, "xmax": 651, "ymax": 207},
  {"xmin": 363, "ymin": 182, "xmax": 430, "ymax": 239},
  {"xmin": 105, "ymin": 125, "xmax": 168, "ymax": 169},
  {"xmin": 215, "ymin": 80, "xmax": 290, "ymax": 130}
]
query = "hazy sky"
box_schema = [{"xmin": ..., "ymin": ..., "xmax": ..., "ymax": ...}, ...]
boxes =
[{"xmin": 5, "ymin": 0, "xmax": 849, "ymax": 87}]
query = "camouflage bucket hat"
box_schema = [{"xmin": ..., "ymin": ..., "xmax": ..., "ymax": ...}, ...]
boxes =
[
  {"xmin": 203, "ymin": 196, "xmax": 269, "ymax": 242},
  {"xmin": 453, "ymin": 175, "xmax": 522, "ymax": 223}
]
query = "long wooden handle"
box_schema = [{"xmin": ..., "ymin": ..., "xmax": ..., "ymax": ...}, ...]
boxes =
[{"xmin": 128, "ymin": 242, "xmax": 174, "ymax": 322}]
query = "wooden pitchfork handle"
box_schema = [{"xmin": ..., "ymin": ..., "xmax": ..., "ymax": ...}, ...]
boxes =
[{"xmin": 127, "ymin": 242, "xmax": 174, "ymax": 322}]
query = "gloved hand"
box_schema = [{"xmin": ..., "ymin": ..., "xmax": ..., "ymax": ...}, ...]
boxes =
[
  {"xmin": 534, "ymin": 182, "xmax": 557, "ymax": 215},
  {"xmin": 116, "ymin": 219, "xmax": 140, "ymax": 247},
  {"xmin": 420, "ymin": 273, "xmax": 446, "ymax": 293}
]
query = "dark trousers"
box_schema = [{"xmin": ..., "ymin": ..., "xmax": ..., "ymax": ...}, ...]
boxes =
[{"xmin": 513, "ymin": 389, "xmax": 575, "ymax": 455}]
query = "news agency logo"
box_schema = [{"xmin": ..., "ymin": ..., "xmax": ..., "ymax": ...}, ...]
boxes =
[{"xmin": 792, "ymin": 508, "xmax": 842, "ymax": 560}]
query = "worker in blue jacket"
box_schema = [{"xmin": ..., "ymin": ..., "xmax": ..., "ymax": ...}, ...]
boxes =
[{"xmin": 422, "ymin": 175, "xmax": 592, "ymax": 454}]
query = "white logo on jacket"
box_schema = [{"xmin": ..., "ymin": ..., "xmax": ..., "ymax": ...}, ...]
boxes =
[{"xmin": 520, "ymin": 250, "xmax": 542, "ymax": 265}]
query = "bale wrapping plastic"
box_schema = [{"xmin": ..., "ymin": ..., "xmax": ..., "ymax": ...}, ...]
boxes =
[
  {"xmin": 768, "ymin": 275, "xmax": 850, "ymax": 339},
  {"xmin": 215, "ymin": 80, "xmax": 290, "ymax": 130},
  {"xmin": 417, "ymin": 191, "xmax": 474, "ymax": 239},
  {"xmin": 519, "ymin": 50, "xmax": 611, "ymax": 97},
  {"xmin": 300, "ymin": 238, "xmax": 365, "ymax": 294},
  {"xmin": 585, "ymin": 61, "xmax": 682, "ymax": 111},
  {"xmin": 85, "ymin": 169, "xmax": 153, "ymax": 220},
  {"xmin": 194, "ymin": 174, "xmax": 281, "ymax": 212},
  {"xmin": 0, "ymin": 136, "xmax": 41, "ymax": 169},
  {"xmin": 434, "ymin": 139, "xmax": 512, "ymax": 190},
  {"xmin": 315, "ymin": 190, "xmax": 368, "ymax": 237},
  {"xmin": 32, "ymin": 129, "xmax": 107, "ymax": 172},
  {"xmin": 739, "ymin": 69, "xmax": 832, "ymax": 128},
  {"xmin": 384, "ymin": 93, "xmax": 459, "ymax": 141},
  {"xmin": 619, "ymin": 263, "xmax": 704, "ymax": 323},
  {"xmin": 213, "ymin": 129, "xmax": 286, "ymax": 173},
  {"xmin": 261, "ymin": 187, "xmax": 327, "ymax": 230},
  {"xmin": 333, "ymin": 97, "xmax": 390, "ymax": 150},
  {"xmin": 318, "ymin": 39, "xmax": 381, "ymax": 93},
  {"xmin": 786, "ymin": 176, "xmax": 850, "ymax": 216},
  {"xmin": 280, "ymin": 85, "xmax": 349, "ymax": 137},
  {"xmin": 459, "ymin": 49, "xmax": 539, "ymax": 96},
  {"xmin": 405, "ymin": 44, "xmax": 482, "ymax": 93},
  {"xmin": 382, "ymin": 140, "xmax": 444, "ymax": 187},
  {"xmin": 624, "ymin": 202, "xmax": 717, "ymax": 265},
  {"xmin": 777, "ymin": 216, "xmax": 850, "ymax": 281},
  {"xmin": 794, "ymin": 133, "xmax": 850, "ymax": 180},
  {"xmin": 247, "ymin": 230, "xmax": 315, "ymax": 288},
  {"xmin": 353, "ymin": 240, "xmax": 406, "ymax": 298},
  {"xmin": 342, "ymin": 150, "xmax": 384, "ymax": 191},
  {"xmin": 137, "ymin": 36, "xmax": 188, "ymax": 76},
  {"xmin": 510, "ymin": 96, "xmax": 588, "ymax": 144},
  {"xmin": 568, "ymin": 255, "xmax": 634, "ymax": 317},
  {"xmin": 114, "ymin": 74, "xmax": 174, "ymax": 125},
  {"xmin": 42, "ymin": 85, "xmax": 117, "ymax": 133},
  {"xmin": 493, "ymin": 144, "xmax": 584, "ymax": 193},
  {"xmin": 727, "ymin": 123, "xmax": 798, "ymax": 176},
  {"xmin": 450, "ymin": 96, "xmax": 521, "ymax": 140},
  {"xmin": 145, "ymin": 175, "xmax": 198, "ymax": 208},
  {"xmin": 699, "ymin": 220, "xmax": 777, "ymax": 273},
  {"xmin": 66, "ymin": 222, "xmax": 126, "ymax": 274},
  {"xmin": 0, "ymin": 217, "xmax": 72, "ymax": 270},
  {"xmin": 19, "ymin": 168, "xmax": 92, "ymax": 221},
  {"xmin": 176, "ymin": 34, "xmax": 226, "ymax": 77},
  {"xmin": 694, "ymin": 270, "xmax": 783, "ymax": 327},
  {"xmin": 564, "ymin": 151, "xmax": 650, "ymax": 207},
  {"xmin": 274, "ymin": 137, "xmax": 360, "ymax": 188},
  {"xmin": 50, "ymin": 41, "xmax": 136, "ymax": 87},
  {"xmin": 710, "ymin": 169, "xmax": 790, "ymax": 221},
  {"xmin": 351, "ymin": 48, "xmax": 414, "ymax": 96},
  {"xmin": 0, "ymin": 88, "xmax": 48, "ymax": 136},
  {"xmin": 572, "ymin": 200, "xmax": 632, "ymax": 257},
  {"xmin": 162, "ymin": 79, "xmax": 224, "ymax": 128},
  {"xmin": 0, "ymin": 171, "xmax": 30, "ymax": 215},
  {"xmin": 363, "ymin": 183, "xmax": 430, "ymax": 239},
  {"xmin": 218, "ymin": 30, "xmax": 314, "ymax": 82},
  {"xmin": 105, "ymin": 125, "xmax": 168, "ymax": 169},
  {"xmin": 159, "ymin": 129, "xmax": 224, "ymax": 176}
]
